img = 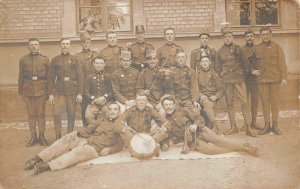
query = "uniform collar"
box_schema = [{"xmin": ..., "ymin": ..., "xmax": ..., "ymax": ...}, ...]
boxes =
[
  {"xmin": 137, "ymin": 40, "xmax": 144, "ymax": 44},
  {"xmin": 165, "ymin": 42, "xmax": 174, "ymax": 46},
  {"xmin": 122, "ymin": 67, "xmax": 130, "ymax": 71},
  {"xmin": 262, "ymin": 41, "xmax": 272, "ymax": 46},
  {"xmin": 108, "ymin": 117, "xmax": 118, "ymax": 122},
  {"xmin": 200, "ymin": 45, "xmax": 208, "ymax": 49},
  {"xmin": 30, "ymin": 52, "xmax": 39, "ymax": 56},
  {"xmin": 61, "ymin": 52, "xmax": 70, "ymax": 55},
  {"xmin": 82, "ymin": 49, "xmax": 91, "ymax": 53},
  {"xmin": 224, "ymin": 43, "xmax": 233, "ymax": 47},
  {"xmin": 176, "ymin": 65, "xmax": 186, "ymax": 69},
  {"xmin": 246, "ymin": 43, "xmax": 254, "ymax": 47},
  {"xmin": 95, "ymin": 70, "xmax": 104, "ymax": 74},
  {"xmin": 200, "ymin": 67, "xmax": 210, "ymax": 72}
]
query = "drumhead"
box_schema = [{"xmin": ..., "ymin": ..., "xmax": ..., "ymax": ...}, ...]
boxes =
[{"xmin": 130, "ymin": 133, "xmax": 157, "ymax": 159}]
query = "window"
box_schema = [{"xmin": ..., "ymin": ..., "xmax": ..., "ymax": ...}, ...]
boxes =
[
  {"xmin": 226, "ymin": 0, "xmax": 279, "ymax": 27},
  {"xmin": 78, "ymin": 0, "xmax": 132, "ymax": 34}
]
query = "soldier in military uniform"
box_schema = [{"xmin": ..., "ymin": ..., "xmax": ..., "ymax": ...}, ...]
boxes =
[
  {"xmin": 18, "ymin": 38, "xmax": 50, "ymax": 147},
  {"xmin": 75, "ymin": 32, "xmax": 100, "ymax": 128},
  {"xmin": 241, "ymin": 29, "xmax": 260, "ymax": 130},
  {"xmin": 190, "ymin": 28, "xmax": 217, "ymax": 72},
  {"xmin": 128, "ymin": 24, "xmax": 155, "ymax": 71},
  {"xmin": 100, "ymin": 31, "xmax": 123, "ymax": 75},
  {"xmin": 157, "ymin": 27, "xmax": 184, "ymax": 68},
  {"xmin": 196, "ymin": 55, "xmax": 224, "ymax": 131},
  {"xmin": 215, "ymin": 28, "xmax": 257, "ymax": 137},
  {"xmin": 160, "ymin": 95, "xmax": 258, "ymax": 156},
  {"xmin": 136, "ymin": 50, "xmax": 173, "ymax": 113},
  {"xmin": 111, "ymin": 51, "xmax": 139, "ymax": 112},
  {"xmin": 48, "ymin": 38, "xmax": 84, "ymax": 139},
  {"xmin": 250, "ymin": 26, "xmax": 288, "ymax": 135},
  {"xmin": 116, "ymin": 91, "xmax": 170, "ymax": 151},
  {"xmin": 169, "ymin": 52, "xmax": 200, "ymax": 109},
  {"xmin": 24, "ymin": 102, "xmax": 123, "ymax": 175},
  {"xmin": 84, "ymin": 56, "xmax": 113, "ymax": 129}
]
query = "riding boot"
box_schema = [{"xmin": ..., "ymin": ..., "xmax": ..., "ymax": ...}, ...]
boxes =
[
  {"xmin": 34, "ymin": 163, "xmax": 50, "ymax": 175},
  {"xmin": 26, "ymin": 133, "xmax": 38, "ymax": 147},
  {"xmin": 272, "ymin": 122, "xmax": 283, "ymax": 135},
  {"xmin": 246, "ymin": 124, "xmax": 258, "ymax": 138},
  {"xmin": 259, "ymin": 122, "xmax": 272, "ymax": 135},
  {"xmin": 38, "ymin": 133, "xmax": 48, "ymax": 146}
]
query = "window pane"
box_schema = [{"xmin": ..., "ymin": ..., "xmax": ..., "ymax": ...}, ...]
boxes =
[
  {"xmin": 255, "ymin": 0, "xmax": 279, "ymax": 25},
  {"xmin": 79, "ymin": 0, "xmax": 103, "ymax": 7},
  {"xmin": 107, "ymin": 0, "xmax": 131, "ymax": 31},
  {"xmin": 79, "ymin": 7, "xmax": 103, "ymax": 32},
  {"xmin": 226, "ymin": 1, "xmax": 251, "ymax": 26}
]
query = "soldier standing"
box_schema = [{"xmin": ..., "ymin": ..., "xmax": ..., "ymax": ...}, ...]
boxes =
[
  {"xmin": 48, "ymin": 38, "xmax": 84, "ymax": 139},
  {"xmin": 100, "ymin": 31, "xmax": 123, "ymax": 75},
  {"xmin": 128, "ymin": 24, "xmax": 154, "ymax": 71},
  {"xmin": 190, "ymin": 28, "xmax": 217, "ymax": 71},
  {"xmin": 75, "ymin": 32, "xmax": 99, "ymax": 128},
  {"xmin": 241, "ymin": 29, "xmax": 260, "ymax": 130},
  {"xmin": 157, "ymin": 27, "xmax": 184, "ymax": 68},
  {"xmin": 250, "ymin": 26, "xmax": 288, "ymax": 135},
  {"xmin": 18, "ymin": 38, "xmax": 50, "ymax": 147},
  {"xmin": 111, "ymin": 51, "xmax": 139, "ymax": 112},
  {"xmin": 136, "ymin": 50, "xmax": 173, "ymax": 113},
  {"xmin": 215, "ymin": 28, "xmax": 257, "ymax": 137}
]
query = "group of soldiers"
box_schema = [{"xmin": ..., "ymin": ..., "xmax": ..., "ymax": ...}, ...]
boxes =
[{"xmin": 19, "ymin": 24, "xmax": 287, "ymax": 175}]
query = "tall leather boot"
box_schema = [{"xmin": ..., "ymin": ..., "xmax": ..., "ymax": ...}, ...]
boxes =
[
  {"xmin": 259, "ymin": 122, "xmax": 272, "ymax": 135},
  {"xmin": 251, "ymin": 118, "xmax": 261, "ymax": 130},
  {"xmin": 24, "ymin": 155, "xmax": 42, "ymax": 170},
  {"xmin": 39, "ymin": 133, "xmax": 48, "ymax": 146},
  {"xmin": 224, "ymin": 123, "xmax": 238, "ymax": 135},
  {"xmin": 246, "ymin": 124, "xmax": 258, "ymax": 138},
  {"xmin": 26, "ymin": 133, "xmax": 38, "ymax": 147},
  {"xmin": 34, "ymin": 163, "xmax": 50, "ymax": 175},
  {"xmin": 272, "ymin": 122, "xmax": 283, "ymax": 135}
]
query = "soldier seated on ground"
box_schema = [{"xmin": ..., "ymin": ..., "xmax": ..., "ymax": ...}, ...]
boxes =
[
  {"xmin": 115, "ymin": 90, "xmax": 171, "ymax": 153},
  {"xmin": 84, "ymin": 56, "xmax": 113, "ymax": 129},
  {"xmin": 24, "ymin": 102, "xmax": 123, "ymax": 175},
  {"xmin": 160, "ymin": 95, "xmax": 259, "ymax": 157},
  {"xmin": 196, "ymin": 55, "xmax": 224, "ymax": 131}
]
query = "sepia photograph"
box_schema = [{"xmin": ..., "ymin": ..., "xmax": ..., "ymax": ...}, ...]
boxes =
[{"xmin": 0, "ymin": 0, "xmax": 299, "ymax": 189}]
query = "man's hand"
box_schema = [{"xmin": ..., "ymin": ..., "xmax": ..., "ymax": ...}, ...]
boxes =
[
  {"xmin": 193, "ymin": 101, "xmax": 201, "ymax": 111},
  {"xmin": 76, "ymin": 94, "xmax": 83, "ymax": 103},
  {"xmin": 188, "ymin": 124, "xmax": 198, "ymax": 133},
  {"xmin": 200, "ymin": 96, "xmax": 209, "ymax": 103},
  {"xmin": 94, "ymin": 96, "xmax": 106, "ymax": 105},
  {"xmin": 99, "ymin": 147, "xmax": 111, "ymax": 156},
  {"xmin": 49, "ymin": 95, "xmax": 54, "ymax": 105},
  {"xmin": 209, "ymin": 95, "xmax": 218, "ymax": 102},
  {"xmin": 251, "ymin": 70, "xmax": 261, "ymax": 77},
  {"xmin": 281, "ymin": 80, "xmax": 287, "ymax": 88},
  {"xmin": 150, "ymin": 123, "xmax": 160, "ymax": 135}
]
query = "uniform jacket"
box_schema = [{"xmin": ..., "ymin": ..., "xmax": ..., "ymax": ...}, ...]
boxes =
[
  {"xmin": 190, "ymin": 46, "xmax": 216, "ymax": 71},
  {"xmin": 215, "ymin": 43, "xmax": 250, "ymax": 84},
  {"xmin": 112, "ymin": 67, "xmax": 139, "ymax": 103},
  {"xmin": 170, "ymin": 66, "xmax": 199, "ymax": 103},
  {"xmin": 196, "ymin": 69, "xmax": 224, "ymax": 100},
  {"xmin": 84, "ymin": 70, "xmax": 113, "ymax": 102},
  {"xmin": 250, "ymin": 41, "xmax": 287, "ymax": 83},
  {"xmin": 166, "ymin": 107, "xmax": 205, "ymax": 138},
  {"xmin": 48, "ymin": 53, "xmax": 84, "ymax": 95},
  {"xmin": 129, "ymin": 41, "xmax": 154, "ymax": 71},
  {"xmin": 241, "ymin": 44, "xmax": 257, "ymax": 81},
  {"xmin": 18, "ymin": 53, "xmax": 50, "ymax": 96},
  {"xmin": 157, "ymin": 42, "xmax": 184, "ymax": 68},
  {"xmin": 100, "ymin": 45, "xmax": 123, "ymax": 74},
  {"xmin": 81, "ymin": 117, "xmax": 123, "ymax": 154},
  {"xmin": 116, "ymin": 106, "xmax": 171, "ymax": 133},
  {"xmin": 75, "ymin": 49, "xmax": 99, "ymax": 77},
  {"xmin": 136, "ymin": 66, "xmax": 173, "ymax": 104}
]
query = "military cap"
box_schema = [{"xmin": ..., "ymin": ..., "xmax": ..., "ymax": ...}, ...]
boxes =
[
  {"xmin": 244, "ymin": 29, "xmax": 255, "ymax": 36},
  {"xmin": 135, "ymin": 24, "xmax": 145, "ymax": 34},
  {"xmin": 146, "ymin": 50, "xmax": 157, "ymax": 59},
  {"xmin": 221, "ymin": 27, "xmax": 233, "ymax": 36},
  {"xmin": 160, "ymin": 94, "xmax": 175, "ymax": 105},
  {"xmin": 121, "ymin": 50, "xmax": 132, "ymax": 60},
  {"xmin": 80, "ymin": 32, "xmax": 91, "ymax": 41},
  {"xmin": 199, "ymin": 28, "xmax": 210, "ymax": 37}
]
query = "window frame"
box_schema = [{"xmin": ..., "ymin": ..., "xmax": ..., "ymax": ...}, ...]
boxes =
[
  {"xmin": 76, "ymin": 0, "xmax": 134, "ymax": 35},
  {"xmin": 225, "ymin": 0, "xmax": 281, "ymax": 28}
]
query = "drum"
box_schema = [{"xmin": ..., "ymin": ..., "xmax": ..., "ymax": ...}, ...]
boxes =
[{"xmin": 129, "ymin": 133, "xmax": 157, "ymax": 160}]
